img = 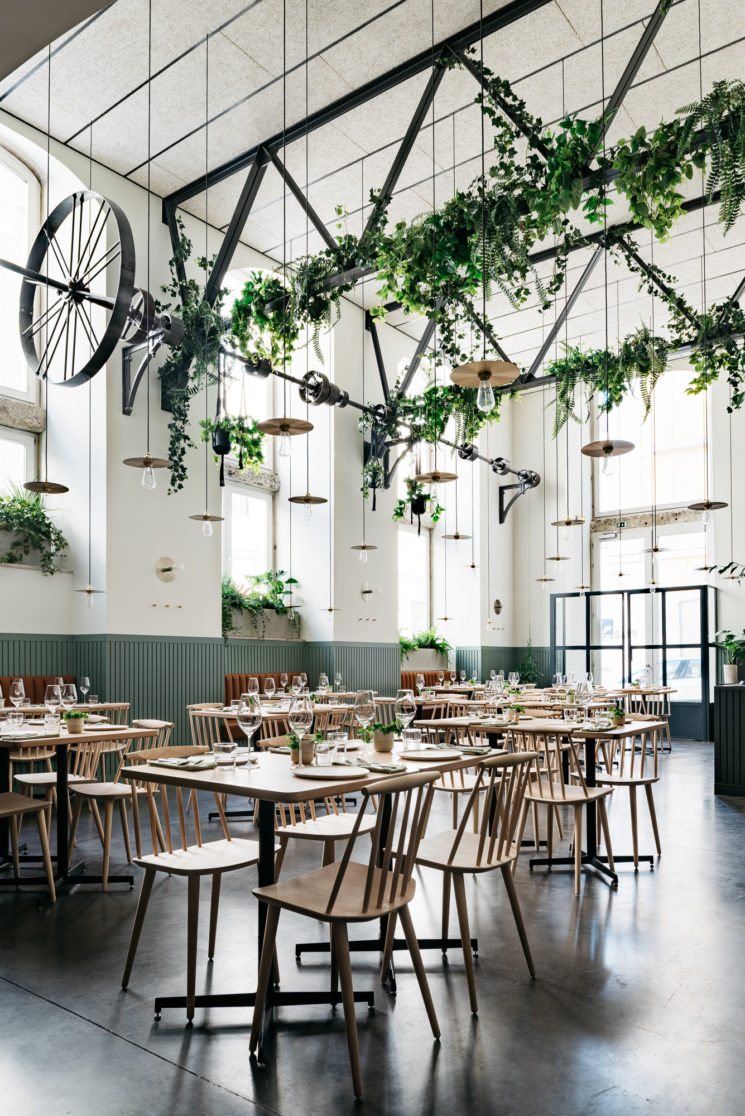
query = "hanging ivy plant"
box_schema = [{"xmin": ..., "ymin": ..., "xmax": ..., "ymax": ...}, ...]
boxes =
[
  {"xmin": 199, "ymin": 415, "xmax": 265, "ymax": 472},
  {"xmin": 0, "ymin": 487, "xmax": 68, "ymax": 576},
  {"xmin": 157, "ymin": 217, "xmax": 227, "ymax": 493},
  {"xmin": 393, "ymin": 480, "xmax": 444, "ymax": 529}
]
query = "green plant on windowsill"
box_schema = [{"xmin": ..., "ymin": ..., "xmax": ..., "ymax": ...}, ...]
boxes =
[
  {"xmin": 399, "ymin": 628, "xmax": 452, "ymax": 659},
  {"xmin": 0, "ymin": 486, "xmax": 68, "ymax": 576},
  {"xmin": 221, "ymin": 571, "xmax": 300, "ymax": 637},
  {"xmin": 712, "ymin": 628, "xmax": 745, "ymax": 664}
]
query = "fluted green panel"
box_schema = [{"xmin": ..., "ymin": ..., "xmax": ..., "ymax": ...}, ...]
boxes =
[
  {"xmin": 481, "ymin": 646, "xmax": 550, "ymax": 684},
  {"xmin": 332, "ymin": 643, "xmax": 400, "ymax": 696},
  {"xmin": 0, "ymin": 633, "xmax": 75, "ymax": 677},
  {"xmin": 455, "ymin": 647, "xmax": 481, "ymax": 679},
  {"xmin": 224, "ymin": 640, "xmax": 333, "ymax": 685}
]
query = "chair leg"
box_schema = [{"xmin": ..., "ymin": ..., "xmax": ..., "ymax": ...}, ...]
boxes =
[
  {"xmin": 322, "ymin": 839, "xmax": 335, "ymax": 867},
  {"xmin": 380, "ymin": 910, "xmax": 398, "ymax": 985},
  {"xmin": 249, "ymin": 905, "xmax": 281, "ymax": 1054},
  {"xmin": 441, "ymin": 870, "xmax": 451, "ymax": 943},
  {"xmin": 499, "ymin": 862, "xmax": 535, "ymax": 976},
  {"xmin": 208, "ymin": 873, "xmax": 221, "ymax": 960},
  {"xmin": 598, "ymin": 800, "xmax": 615, "ymax": 872},
  {"xmin": 333, "ymin": 922, "xmax": 363, "ymax": 1098},
  {"xmin": 122, "ymin": 869, "xmax": 155, "ymax": 988},
  {"xmin": 398, "ymin": 906, "xmax": 441, "ymax": 1040},
  {"xmin": 553, "ymin": 804, "xmax": 563, "ymax": 841},
  {"xmin": 330, "ymin": 924, "xmax": 339, "ymax": 1000},
  {"xmin": 90, "ymin": 800, "xmax": 105, "ymax": 845},
  {"xmin": 531, "ymin": 802, "xmax": 540, "ymax": 850},
  {"xmin": 186, "ymin": 875, "xmax": 200, "ymax": 1023},
  {"xmin": 69, "ymin": 795, "xmax": 84, "ymax": 850},
  {"xmin": 451, "ymin": 792, "xmax": 458, "ymax": 830},
  {"xmin": 35, "ymin": 808, "xmax": 56, "ymax": 903},
  {"xmin": 573, "ymin": 808, "xmax": 583, "ymax": 895},
  {"xmin": 10, "ymin": 816, "xmax": 20, "ymax": 882},
  {"xmin": 645, "ymin": 784, "xmax": 662, "ymax": 855},
  {"xmin": 452, "ymin": 873, "xmax": 478, "ymax": 1014},
  {"xmin": 628, "ymin": 786, "xmax": 639, "ymax": 870},
  {"xmin": 273, "ymin": 837, "xmax": 288, "ymax": 879},
  {"xmin": 118, "ymin": 799, "xmax": 132, "ymax": 864},
  {"xmin": 131, "ymin": 793, "xmax": 142, "ymax": 859},
  {"xmin": 102, "ymin": 801, "xmax": 114, "ymax": 891},
  {"xmin": 512, "ymin": 800, "xmax": 530, "ymax": 877}
]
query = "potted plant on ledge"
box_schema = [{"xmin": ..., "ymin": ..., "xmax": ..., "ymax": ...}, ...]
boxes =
[
  {"xmin": 0, "ymin": 486, "xmax": 69, "ymax": 575},
  {"xmin": 713, "ymin": 629, "xmax": 745, "ymax": 685},
  {"xmin": 222, "ymin": 571, "xmax": 301, "ymax": 640},
  {"xmin": 399, "ymin": 628, "xmax": 451, "ymax": 672}
]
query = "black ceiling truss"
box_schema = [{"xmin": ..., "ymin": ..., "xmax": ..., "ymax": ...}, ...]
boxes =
[{"xmin": 268, "ymin": 148, "xmax": 337, "ymax": 253}]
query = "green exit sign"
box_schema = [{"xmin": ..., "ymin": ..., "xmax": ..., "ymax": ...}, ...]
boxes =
[{"xmin": 616, "ymin": 520, "xmax": 627, "ymax": 528}]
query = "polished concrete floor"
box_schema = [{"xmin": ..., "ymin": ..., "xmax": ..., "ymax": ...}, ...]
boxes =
[{"xmin": 2, "ymin": 741, "xmax": 744, "ymax": 1115}]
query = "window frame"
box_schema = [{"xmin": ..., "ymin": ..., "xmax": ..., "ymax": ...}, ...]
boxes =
[
  {"xmin": 221, "ymin": 477, "xmax": 275, "ymax": 586},
  {"xmin": 0, "ymin": 425, "xmax": 37, "ymax": 487},
  {"xmin": 397, "ymin": 520, "xmax": 432, "ymax": 635},
  {"xmin": 0, "ymin": 144, "xmax": 41, "ymax": 405}
]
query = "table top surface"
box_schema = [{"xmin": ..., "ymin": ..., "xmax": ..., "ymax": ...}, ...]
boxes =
[
  {"xmin": 189, "ymin": 703, "xmax": 349, "ymax": 719},
  {"xmin": 5, "ymin": 702, "xmax": 129, "ymax": 714},
  {"xmin": 123, "ymin": 747, "xmax": 496, "ymax": 803},
  {"xmin": 0, "ymin": 725, "xmax": 157, "ymax": 750}
]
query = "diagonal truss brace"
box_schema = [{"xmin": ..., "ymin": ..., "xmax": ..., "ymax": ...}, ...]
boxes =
[
  {"xmin": 526, "ymin": 245, "xmax": 604, "ymax": 378},
  {"xmin": 268, "ymin": 148, "xmax": 337, "ymax": 252}
]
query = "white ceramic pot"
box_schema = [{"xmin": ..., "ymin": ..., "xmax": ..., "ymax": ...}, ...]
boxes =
[
  {"xmin": 723, "ymin": 663, "xmax": 739, "ymax": 685},
  {"xmin": 374, "ymin": 731, "xmax": 395, "ymax": 753},
  {"xmin": 228, "ymin": 608, "xmax": 301, "ymax": 641}
]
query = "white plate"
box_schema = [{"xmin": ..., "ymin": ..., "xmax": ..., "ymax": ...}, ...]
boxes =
[
  {"xmin": 400, "ymin": 748, "xmax": 462, "ymax": 760},
  {"xmin": 293, "ymin": 765, "xmax": 368, "ymax": 779}
]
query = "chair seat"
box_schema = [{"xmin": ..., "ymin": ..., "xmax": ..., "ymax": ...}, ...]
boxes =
[
  {"xmin": 276, "ymin": 812, "xmax": 376, "ymax": 843},
  {"xmin": 524, "ymin": 779, "xmax": 613, "ymax": 804},
  {"xmin": 595, "ymin": 772, "xmax": 659, "ymax": 787},
  {"xmin": 134, "ymin": 837, "xmax": 260, "ymax": 877},
  {"xmin": 254, "ymin": 859, "xmax": 416, "ymax": 923},
  {"xmin": 416, "ymin": 828, "xmax": 516, "ymax": 873},
  {"xmin": 14, "ymin": 772, "xmax": 94, "ymax": 787},
  {"xmin": 0, "ymin": 791, "xmax": 52, "ymax": 819},
  {"xmin": 433, "ymin": 773, "xmax": 481, "ymax": 796},
  {"xmin": 72, "ymin": 781, "xmax": 142, "ymax": 800}
]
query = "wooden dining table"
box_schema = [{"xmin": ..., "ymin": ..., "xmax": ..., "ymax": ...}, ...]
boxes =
[
  {"xmin": 123, "ymin": 744, "xmax": 497, "ymax": 1015},
  {"xmin": 0, "ymin": 724, "xmax": 157, "ymax": 892}
]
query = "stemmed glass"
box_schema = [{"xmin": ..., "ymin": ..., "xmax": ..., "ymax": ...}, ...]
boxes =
[
  {"xmin": 290, "ymin": 675, "xmax": 302, "ymax": 697},
  {"xmin": 317, "ymin": 673, "xmax": 329, "ymax": 695},
  {"xmin": 288, "ymin": 693, "xmax": 313, "ymax": 768},
  {"xmin": 247, "ymin": 678, "xmax": 260, "ymax": 699},
  {"xmin": 490, "ymin": 669, "xmax": 496, "ymax": 681},
  {"xmin": 44, "ymin": 684, "xmax": 61, "ymax": 716},
  {"xmin": 353, "ymin": 690, "xmax": 375, "ymax": 746},
  {"xmin": 449, "ymin": 671, "xmax": 457, "ymax": 684},
  {"xmin": 60, "ymin": 683, "xmax": 77, "ymax": 712},
  {"xmin": 394, "ymin": 690, "xmax": 416, "ymax": 733},
  {"xmin": 459, "ymin": 670, "xmax": 466, "ymax": 683},
  {"xmin": 300, "ymin": 672, "xmax": 308, "ymax": 692},
  {"xmin": 9, "ymin": 679, "xmax": 25, "ymax": 709},
  {"xmin": 334, "ymin": 672, "xmax": 343, "ymax": 692},
  {"xmin": 508, "ymin": 672, "xmax": 519, "ymax": 687},
  {"xmin": 264, "ymin": 677, "xmax": 276, "ymax": 699},
  {"xmin": 79, "ymin": 676, "xmax": 90, "ymax": 701},
  {"xmin": 437, "ymin": 671, "xmax": 444, "ymax": 686},
  {"xmin": 415, "ymin": 673, "xmax": 425, "ymax": 696},
  {"xmin": 237, "ymin": 694, "xmax": 263, "ymax": 764},
  {"xmin": 576, "ymin": 679, "xmax": 593, "ymax": 724},
  {"xmin": 279, "ymin": 673, "xmax": 288, "ymax": 693}
]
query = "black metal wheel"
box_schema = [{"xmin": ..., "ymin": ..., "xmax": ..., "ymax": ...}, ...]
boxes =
[{"xmin": 16, "ymin": 190, "xmax": 135, "ymax": 387}]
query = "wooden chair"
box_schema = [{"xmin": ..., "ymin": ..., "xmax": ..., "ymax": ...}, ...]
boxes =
[
  {"xmin": 121, "ymin": 751, "xmax": 261, "ymax": 1023},
  {"xmin": 594, "ymin": 720, "xmax": 662, "ymax": 868},
  {"xmin": 187, "ymin": 703, "xmax": 235, "ymax": 748},
  {"xmin": 0, "ymin": 792, "xmax": 56, "ymax": 902},
  {"xmin": 273, "ymin": 792, "xmax": 377, "ymax": 876},
  {"xmin": 256, "ymin": 716, "xmax": 290, "ymax": 744},
  {"xmin": 413, "ymin": 752, "xmax": 538, "ymax": 1013},
  {"xmin": 374, "ymin": 698, "xmax": 398, "ymax": 725},
  {"xmin": 249, "ymin": 770, "xmax": 441, "ymax": 1098},
  {"xmin": 644, "ymin": 692, "xmax": 672, "ymax": 752},
  {"xmin": 420, "ymin": 723, "xmax": 485, "ymax": 830},
  {"xmin": 509, "ymin": 726, "xmax": 615, "ymax": 895}
]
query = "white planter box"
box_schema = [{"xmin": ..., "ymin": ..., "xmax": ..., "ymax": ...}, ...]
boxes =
[
  {"xmin": 228, "ymin": 608, "xmax": 301, "ymax": 641},
  {"xmin": 0, "ymin": 529, "xmax": 41, "ymax": 568},
  {"xmin": 723, "ymin": 663, "xmax": 739, "ymax": 685},
  {"xmin": 402, "ymin": 649, "xmax": 448, "ymax": 671}
]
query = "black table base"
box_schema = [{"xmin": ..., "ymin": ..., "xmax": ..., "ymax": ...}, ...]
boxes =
[{"xmin": 153, "ymin": 987, "xmax": 374, "ymax": 1022}]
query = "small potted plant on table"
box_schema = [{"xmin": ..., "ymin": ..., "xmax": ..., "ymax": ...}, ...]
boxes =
[
  {"xmin": 610, "ymin": 703, "xmax": 626, "ymax": 727},
  {"xmin": 63, "ymin": 710, "xmax": 88, "ymax": 734}
]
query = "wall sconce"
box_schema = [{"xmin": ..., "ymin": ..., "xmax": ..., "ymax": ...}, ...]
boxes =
[{"xmin": 155, "ymin": 557, "xmax": 184, "ymax": 583}]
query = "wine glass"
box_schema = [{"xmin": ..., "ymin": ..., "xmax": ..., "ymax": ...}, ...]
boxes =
[
  {"xmin": 300, "ymin": 672, "xmax": 308, "ymax": 691},
  {"xmin": 490, "ymin": 669, "xmax": 496, "ymax": 680},
  {"xmin": 9, "ymin": 679, "xmax": 25, "ymax": 709},
  {"xmin": 437, "ymin": 671, "xmax": 444, "ymax": 686},
  {"xmin": 415, "ymin": 673, "xmax": 425, "ymax": 695},
  {"xmin": 459, "ymin": 670, "xmax": 466, "ymax": 683},
  {"xmin": 44, "ymin": 684, "xmax": 61, "ymax": 715},
  {"xmin": 449, "ymin": 671, "xmax": 457, "ymax": 684},
  {"xmin": 79, "ymin": 676, "xmax": 90, "ymax": 701},
  {"xmin": 317, "ymin": 672, "xmax": 329, "ymax": 695},
  {"xmin": 353, "ymin": 690, "xmax": 375, "ymax": 740},
  {"xmin": 60, "ymin": 683, "xmax": 77, "ymax": 711},
  {"xmin": 247, "ymin": 678, "xmax": 260, "ymax": 698},
  {"xmin": 584, "ymin": 672, "xmax": 594, "ymax": 684},
  {"xmin": 237, "ymin": 695, "xmax": 263, "ymax": 763},
  {"xmin": 291, "ymin": 675, "xmax": 302, "ymax": 696},
  {"xmin": 575, "ymin": 679, "xmax": 593, "ymax": 723},
  {"xmin": 288, "ymin": 694, "xmax": 313, "ymax": 768},
  {"xmin": 264, "ymin": 677, "xmax": 276, "ymax": 699},
  {"xmin": 54, "ymin": 676, "xmax": 64, "ymax": 687},
  {"xmin": 334, "ymin": 672, "xmax": 343, "ymax": 692},
  {"xmin": 279, "ymin": 673, "xmax": 288, "ymax": 693},
  {"xmin": 394, "ymin": 691, "xmax": 416, "ymax": 732}
]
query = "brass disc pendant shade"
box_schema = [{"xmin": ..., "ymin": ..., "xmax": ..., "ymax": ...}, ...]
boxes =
[
  {"xmin": 581, "ymin": 438, "xmax": 635, "ymax": 460},
  {"xmin": 535, "ymin": 575, "xmax": 555, "ymax": 584},
  {"xmin": 688, "ymin": 498, "xmax": 728, "ymax": 512},
  {"xmin": 122, "ymin": 451, "xmax": 171, "ymax": 470},
  {"xmin": 442, "ymin": 530, "xmax": 472, "ymax": 541},
  {"xmin": 350, "ymin": 542, "xmax": 378, "ymax": 554},
  {"xmin": 450, "ymin": 359, "xmax": 519, "ymax": 388},
  {"xmin": 74, "ymin": 584, "xmax": 106, "ymax": 597},
  {"xmin": 546, "ymin": 553, "xmax": 570, "ymax": 562},
  {"xmin": 24, "ymin": 478, "xmax": 69, "ymax": 494},
  {"xmin": 257, "ymin": 416, "xmax": 313, "ymax": 437},
  {"xmin": 551, "ymin": 515, "xmax": 585, "ymax": 528},
  {"xmin": 412, "ymin": 469, "xmax": 458, "ymax": 485},
  {"xmin": 288, "ymin": 491, "xmax": 327, "ymax": 508},
  {"xmin": 189, "ymin": 511, "xmax": 224, "ymax": 524}
]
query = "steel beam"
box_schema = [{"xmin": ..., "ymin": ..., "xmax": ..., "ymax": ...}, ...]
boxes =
[
  {"xmin": 165, "ymin": 204, "xmax": 188, "ymax": 295},
  {"xmin": 161, "ymin": 0, "xmax": 553, "ymax": 214},
  {"xmin": 600, "ymin": 0, "xmax": 671, "ymax": 143},
  {"xmin": 731, "ymin": 273, "xmax": 745, "ymax": 305},
  {"xmin": 361, "ymin": 63, "xmax": 445, "ymax": 248},
  {"xmin": 398, "ymin": 309, "xmax": 440, "ymax": 395},
  {"xmin": 268, "ymin": 148, "xmax": 337, "ymax": 253},
  {"xmin": 462, "ymin": 301, "xmax": 513, "ymax": 363},
  {"xmin": 366, "ymin": 312, "xmax": 390, "ymax": 399},
  {"xmin": 203, "ymin": 147, "xmax": 270, "ymax": 305},
  {"xmin": 616, "ymin": 235, "xmax": 699, "ymax": 327},
  {"xmin": 526, "ymin": 245, "xmax": 604, "ymax": 378}
]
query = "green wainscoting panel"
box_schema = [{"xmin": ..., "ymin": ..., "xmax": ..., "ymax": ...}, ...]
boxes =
[
  {"xmin": 331, "ymin": 643, "xmax": 400, "ymax": 696},
  {"xmin": 455, "ymin": 647, "xmax": 481, "ymax": 680},
  {"xmin": 224, "ymin": 640, "xmax": 334, "ymax": 684},
  {"xmin": 481, "ymin": 646, "xmax": 551, "ymax": 685},
  {"xmin": 0, "ymin": 633, "xmax": 76, "ymax": 677}
]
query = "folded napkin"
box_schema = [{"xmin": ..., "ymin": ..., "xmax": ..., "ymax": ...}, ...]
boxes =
[
  {"xmin": 458, "ymin": 745, "xmax": 492, "ymax": 755},
  {"xmin": 334, "ymin": 758, "xmax": 407, "ymax": 774},
  {"xmin": 268, "ymin": 744, "xmax": 291, "ymax": 754},
  {"xmin": 150, "ymin": 756, "xmax": 217, "ymax": 770},
  {"xmin": 1, "ymin": 728, "xmax": 52, "ymax": 742}
]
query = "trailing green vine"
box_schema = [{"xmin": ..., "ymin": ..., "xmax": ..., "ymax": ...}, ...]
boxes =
[
  {"xmin": 200, "ymin": 415, "xmax": 265, "ymax": 472},
  {"xmin": 393, "ymin": 480, "xmax": 444, "ymax": 528},
  {"xmin": 0, "ymin": 487, "xmax": 68, "ymax": 576}
]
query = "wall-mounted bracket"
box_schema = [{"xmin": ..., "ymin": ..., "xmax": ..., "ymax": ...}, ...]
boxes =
[
  {"xmin": 499, "ymin": 469, "xmax": 540, "ymax": 524},
  {"xmin": 122, "ymin": 333, "xmax": 164, "ymax": 416}
]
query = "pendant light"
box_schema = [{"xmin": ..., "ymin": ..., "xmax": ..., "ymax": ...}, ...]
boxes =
[
  {"xmin": 257, "ymin": 0, "xmax": 312, "ymax": 452},
  {"xmin": 450, "ymin": 0, "xmax": 518, "ymax": 400},
  {"xmin": 582, "ymin": 2, "xmax": 634, "ymax": 471},
  {"xmin": 436, "ymin": 508, "xmax": 451, "ymax": 622},
  {"xmin": 415, "ymin": 7, "xmax": 457, "ymax": 490},
  {"xmin": 644, "ymin": 255, "xmax": 668, "ymax": 569},
  {"xmin": 546, "ymin": 355, "xmax": 569, "ymax": 563},
  {"xmin": 288, "ymin": 0, "xmax": 325, "ymax": 523},
  {"xmin": 75, "ymin": 255, "xmax": 104, "ymax": 606},
  {"xmin": 189, "ymin": 34, "xmax": 222, "ymax": 538},
  {"xmin": 350, "ymin": 159, "xmax": 377, "ymax": 563},
  {"xmin": 122, "ymin": 0, "xmax": 170, "ymax": 487},
  {"xmin": 442, "ymin": 455, "xmax": 471, "ymax": 540},
  {"xmin": 536, "ymin": 387, "xmax": 555, "ymax": 589},
  {"xmin": 552, "ymin": 247, "xmax": 583, "ymax": 535},
  {"xmin": 468, "ymin": 457, "xmax": 478, "ymax": 572},
  {"xmin": 575, "ymin": 385, "xmax": 591, "ymax": 595},
  {"xmin": 26, "ymin": 46, "xmax": 68, "ymax": 496}
]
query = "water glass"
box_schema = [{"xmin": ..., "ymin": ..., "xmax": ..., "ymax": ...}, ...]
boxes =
[
  {"xmin": 8, "ymin": 711, "xmax": 23, "ymax": 731},
  {"xmin": 402, "ymin": 727, "xmax": 422, "ymax": 750},
  {"xmin": 214, "ymin": 740, "xmax": 238, "ymax": 768},
  {"xmin": 88, "ymin": 694, "xmax": 99, "ymax": 705},
  {"xmin": 231, "ymin": 698, "xmax": 241, "ymax": 711},
  {"xmin": 328, "ymin": 729, "xmax": 347, "ymax": 757},
  {"xmin": 44, "ymin": 712, "xmax": 60, "ymax": 735},
  {"xmin": 315, "ymin": 737, "xmax": 336, "ymax": 765}
]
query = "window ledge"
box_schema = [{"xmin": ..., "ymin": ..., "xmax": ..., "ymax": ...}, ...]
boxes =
[
  {"xmin": 225, "ymin": 460, "xmax": 279, "ymax": 493},
  {"xmin": 0, "ymin": 562, "xmax": 72, "ymax": 574},
  {"xmin": 0, "ymin": 394, "xmax": 45, "ymax": 434}
]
